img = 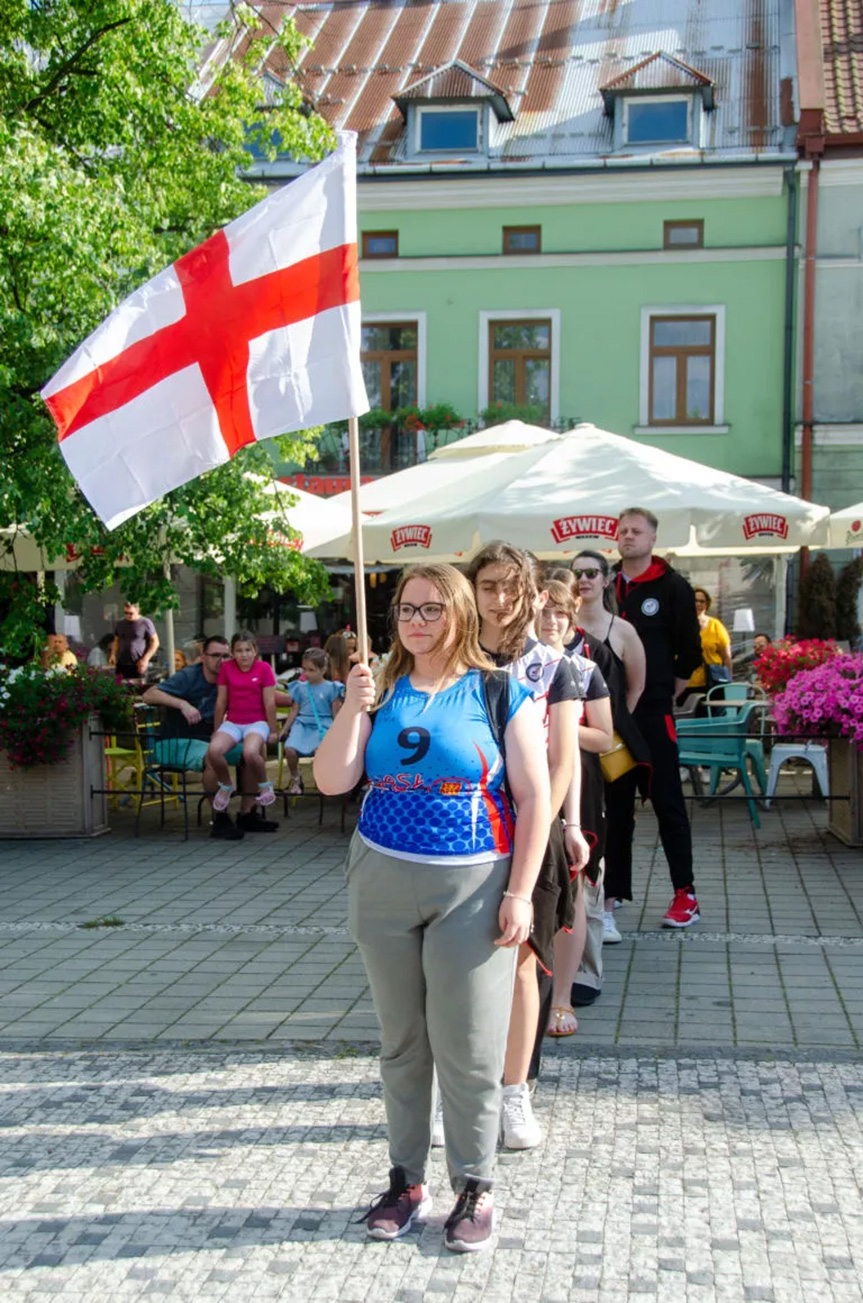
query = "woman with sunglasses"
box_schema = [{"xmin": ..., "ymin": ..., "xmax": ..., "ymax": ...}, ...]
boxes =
[
  {"xmin": 314, "ymin": 564, "xmax": 549, "ymax": 1253},
  {"xmin": 571, "ymin": 552, "xmax": 648, "ymax": 927}
]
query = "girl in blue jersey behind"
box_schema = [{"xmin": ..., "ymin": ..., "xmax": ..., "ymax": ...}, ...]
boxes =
[{"xmin": 314, "ymin": 564, "xmax": 549, "ymax": 1254}]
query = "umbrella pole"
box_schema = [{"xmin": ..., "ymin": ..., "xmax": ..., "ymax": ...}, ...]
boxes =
[
  {"xmin": 348, "ymin": 415, "xmax": 368, "ymax": 665},
  {"xmin": 164, "ymin": 606, "xmax": 176, "ymax": 678}
]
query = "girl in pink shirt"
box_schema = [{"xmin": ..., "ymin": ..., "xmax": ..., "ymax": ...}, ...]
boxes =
[{"xmin": 208, "ymin": 631, "xmax": 278, "ymax": 810}]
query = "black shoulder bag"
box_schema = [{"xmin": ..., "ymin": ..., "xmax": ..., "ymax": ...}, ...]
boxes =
[{"xmin": 481, "ymin": 669, "xmax": 513, "ymax": 803}]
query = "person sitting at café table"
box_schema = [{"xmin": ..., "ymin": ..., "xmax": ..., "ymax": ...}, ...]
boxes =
[
  {"xmin": 142, "ymin": 635, "xmax": 280, "ymax": 840},
  {"xmin": 41, "ymin": 633, "xmax": 77, "ymax": 671},
  {"xmin": 748, "ymin": 632, "xmax": 771, "ymax": 686},
  {"xmin": 87, "ymin": 633, "xmax": 115, "ymax": 668}
]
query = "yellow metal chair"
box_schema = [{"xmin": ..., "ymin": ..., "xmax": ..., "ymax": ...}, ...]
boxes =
[{"xmin": 104, "ymin": 733, "xmax": 144, "ymax": 807}]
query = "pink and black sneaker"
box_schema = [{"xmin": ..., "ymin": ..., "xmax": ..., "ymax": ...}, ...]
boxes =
[
  {"xmin": 362, "ymin": 1166, "xmax": 431, "ymax": 1241},
  {"xmin": 444, "ymin": 1181, "xmax": 494, "ymax": 1253}
]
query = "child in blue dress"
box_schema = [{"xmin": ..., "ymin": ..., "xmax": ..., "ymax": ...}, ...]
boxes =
[{"xmin": 279, "ymin": 648, "xmax": 344, "ymax": 794}]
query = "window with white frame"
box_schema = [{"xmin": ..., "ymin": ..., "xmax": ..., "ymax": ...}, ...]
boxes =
[
  {"xmin": 416, "ymin": 105, "xmax": 480, "ymax": 153},
  {"xmin": 624, "ymin": 96, "xmax": 691, "ymax": 145},
  {"xmin": 639, "ymin": 305, "xmax": 726, "ymax": 430}
]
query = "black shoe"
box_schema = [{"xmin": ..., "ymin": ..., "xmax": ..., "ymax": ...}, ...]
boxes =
[
  {"xmin": 210, "ymin": 812, "xmax": 244, "ymax": 840},
  {"xmin": 570, "ymin": 982, "xmax": 600, "ymax": 1007},
  {"xmin": 237, "ymin": 810, "xmax": 279, "ymax": 833}
]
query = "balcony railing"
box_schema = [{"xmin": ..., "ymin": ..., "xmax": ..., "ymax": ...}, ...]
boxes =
[{"xmin": 288, "ymin": 416, "xmax": 582, "ymax": 482}]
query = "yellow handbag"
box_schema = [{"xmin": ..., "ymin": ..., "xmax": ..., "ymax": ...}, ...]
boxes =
[{"xmin": 600, "ymin": 731, "xmax": 637, "ymax": 783}]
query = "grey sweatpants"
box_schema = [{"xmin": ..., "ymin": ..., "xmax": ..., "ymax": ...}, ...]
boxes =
[
  {"xmin": 576, "ymin": 861, "xmax": 605, "ymax": 994},
  {"xmin": 346, "ymin": 834, "xmax": 516, "ymax": 1192}
]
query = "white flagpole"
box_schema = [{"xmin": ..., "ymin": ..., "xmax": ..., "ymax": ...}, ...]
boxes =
[{"xmin": 348, "ymin": 415, "xmax": 368, "ymax": 665}]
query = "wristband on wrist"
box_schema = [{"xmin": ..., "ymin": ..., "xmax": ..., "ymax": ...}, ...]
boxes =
[{"xmin": 503, "ymin": 891, "xmax": 533, "ymax": 905}]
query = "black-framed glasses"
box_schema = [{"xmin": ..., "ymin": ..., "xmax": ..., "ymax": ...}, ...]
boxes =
[
  {"xmin": 394, "ymin": 602, "xmax": 445, "ymax": 623},
  {"xmin": 206, "ymin": 651, "xmax": 230, "ymax": 659},
  {"xmin": 572, "ymin": 568, "xmax": 601, "ymax": 580}
]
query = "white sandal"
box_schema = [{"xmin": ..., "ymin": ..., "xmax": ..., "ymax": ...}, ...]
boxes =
[{"xmin": 213, "ymin": 783, "xmax": 234, "ymax": 812}]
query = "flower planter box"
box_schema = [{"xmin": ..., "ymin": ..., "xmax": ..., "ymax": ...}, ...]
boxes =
[
  {"xmin": 828, "ymin": 737, "xmax": 863, "ymax": 847},
  {"xmin": 0, "ymin": 715, "xmax": 108, "ymax": 838}
]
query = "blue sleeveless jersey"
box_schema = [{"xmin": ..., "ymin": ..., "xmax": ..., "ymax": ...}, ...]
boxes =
[{"xmin": 359, "ymin": 669, "xmax": 531, "ymax": 863}]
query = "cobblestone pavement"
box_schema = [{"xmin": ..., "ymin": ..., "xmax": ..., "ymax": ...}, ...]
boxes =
[
  {"xmin": 0, "ymin": 784, "xmax": 862, "ymax": 1298},
  {"xmin": 1, "ymin": 1046, "xmax": 863, "ymax": 1301}
]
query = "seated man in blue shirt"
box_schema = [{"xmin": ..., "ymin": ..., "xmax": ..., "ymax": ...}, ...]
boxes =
[{"xmin": 142, "ymin": 635, "xmax": 277, "ymax": 839}]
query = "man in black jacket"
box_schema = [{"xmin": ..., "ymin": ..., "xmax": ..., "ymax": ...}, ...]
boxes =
[{"xmin": 614, "ymin": 507, "xmax": 703, "ymax": 928}]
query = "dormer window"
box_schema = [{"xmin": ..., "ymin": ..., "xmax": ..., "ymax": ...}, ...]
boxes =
[
  {"xmin": 394, "ymin": 59, "xmax": 513, "ymax": 163},
  {"xmin": 624, "ymin": 96, "xmax": 691, "ymax": 145},
  {"xmin": 417, "ymin": 106, "xmax": 480, "ymax": 153},
  {"xmin": 601, "ymin": 52, "xmax": 714, "ymax": 154}
]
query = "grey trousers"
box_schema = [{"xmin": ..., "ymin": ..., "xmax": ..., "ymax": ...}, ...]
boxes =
[
  {"xmin": 346, "ymin": 834, "xmax": 516, "ymax": 1192},
  {"xmin": 576, "ymin": 861, "xmax": 605, "ymax": 994}
]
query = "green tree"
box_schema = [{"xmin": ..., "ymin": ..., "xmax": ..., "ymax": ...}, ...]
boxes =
[
  {"xmin": 0, "ymin": 0, "xmax": 335, "ymax": 654},
  {"xmin": 796, "ymin": 551, "xmax": 837, "ymax": 639},
  {"xmin": 836, "ymin": 556, "xmax": 863, "ymax": 646}
]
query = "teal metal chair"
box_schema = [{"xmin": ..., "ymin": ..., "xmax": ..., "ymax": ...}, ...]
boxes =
[
  {"xmin": 704, "ymin": 683, "xmax": 767, "ymax": 713},
  {"xmin": 677, "ymin": 700, "xmax": 768, "ymax": 827}
]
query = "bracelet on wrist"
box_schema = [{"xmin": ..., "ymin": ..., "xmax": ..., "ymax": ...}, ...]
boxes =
[
  {"xmin": 561, "ymin": 820, "xmax": 581, "ymax": 829},
  {"xmin": 503, "ymin": 891, "xmax": 533, "ymax": 905}
]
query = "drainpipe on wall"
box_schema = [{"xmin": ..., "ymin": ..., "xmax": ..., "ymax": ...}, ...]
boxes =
[
  {"xmin": 781, "ymin": 165, "xmax": 798, "ymax": 494},
  {"xmin": 800, "ymin": 154, "xmax": 821, "ymax": 506},
  {"xmin": 794, "ymin": 0, "xmax": 827, "ymax": 581},
  {"xmin": 798, "ymin": 151, "xmax": 823, "ymax": 580}
]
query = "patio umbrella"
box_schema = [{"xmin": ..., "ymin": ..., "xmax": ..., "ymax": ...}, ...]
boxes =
[
  {"xmin": 323, "ymin": 419, "xmax": 561, "ymax": 518},
  {"xmin": 823, "ymin": 503, "xmax": 863, "ymax": 550},
  {"xmin": 0, "ymin": 528, "xmax": 80, "ymax": 572},
  {"xmin": 251, "ymin": 477, "xmax": 354, "ymax": 554},
  {"xmin": 306, "ymin": 423, "xmax": 831, "ymax": 563}
]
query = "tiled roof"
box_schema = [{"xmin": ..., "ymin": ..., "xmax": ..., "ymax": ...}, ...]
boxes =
[
  {"xmin": 208, "ymin": 0, "xmax": 797, "ymax": 168},
  {"xmin": 820, "ymin": 0, "xmax": 863, "ymax": 136}
]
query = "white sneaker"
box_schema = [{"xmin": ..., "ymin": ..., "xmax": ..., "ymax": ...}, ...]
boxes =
[
  {"xmin": 432, "ymin": 1093, "xmax": 445, "ymax": 1148},
  {"xmin": 602, "ymin": 912, "xmax": 622, "ymax": 944},
  {"xmin": 501, "ymin": 1082, "xmax": 542, "ymax": 1150}
]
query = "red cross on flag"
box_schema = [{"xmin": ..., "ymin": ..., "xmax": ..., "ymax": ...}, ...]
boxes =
[{"xmin": 41, "ymin": 134, "xmax": 369, "ymax": 530}]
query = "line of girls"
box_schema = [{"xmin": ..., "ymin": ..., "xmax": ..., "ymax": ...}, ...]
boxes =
[{"xmin": 314, "ymin": 545, "xmax": 646, "ymax": 1255}]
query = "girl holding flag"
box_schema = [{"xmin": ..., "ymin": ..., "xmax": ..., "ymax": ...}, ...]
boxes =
[{"xmin": 314, "ymin": 564, "xmax": 549, "ymax": 1253}]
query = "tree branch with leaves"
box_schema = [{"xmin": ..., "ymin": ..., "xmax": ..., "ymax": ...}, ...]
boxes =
[{"xmin": 0, "ymin": 0, "xmax": 335, "ymax": 655}]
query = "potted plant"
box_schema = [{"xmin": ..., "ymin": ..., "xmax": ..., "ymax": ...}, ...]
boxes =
[
  {"xmin": 771, "ymin": 653, "xmax": 863, "ymax": 845},
  {"xmin": 0, "ymin": 663, "xmax": 136, "ymax": 837},
  {"xmin": 480, "ymin": 400, "xmax": 551, "ymax": 428}
]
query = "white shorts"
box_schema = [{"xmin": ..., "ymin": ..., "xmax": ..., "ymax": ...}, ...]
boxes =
[{"xmin": 217, "ymin": 720, "xmax": 270, "ymax": 745}]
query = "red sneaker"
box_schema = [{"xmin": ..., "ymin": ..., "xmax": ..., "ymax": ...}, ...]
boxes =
[{"xmin": 661, "ymin": 889, "xmax": 700, "ymax": 929}]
